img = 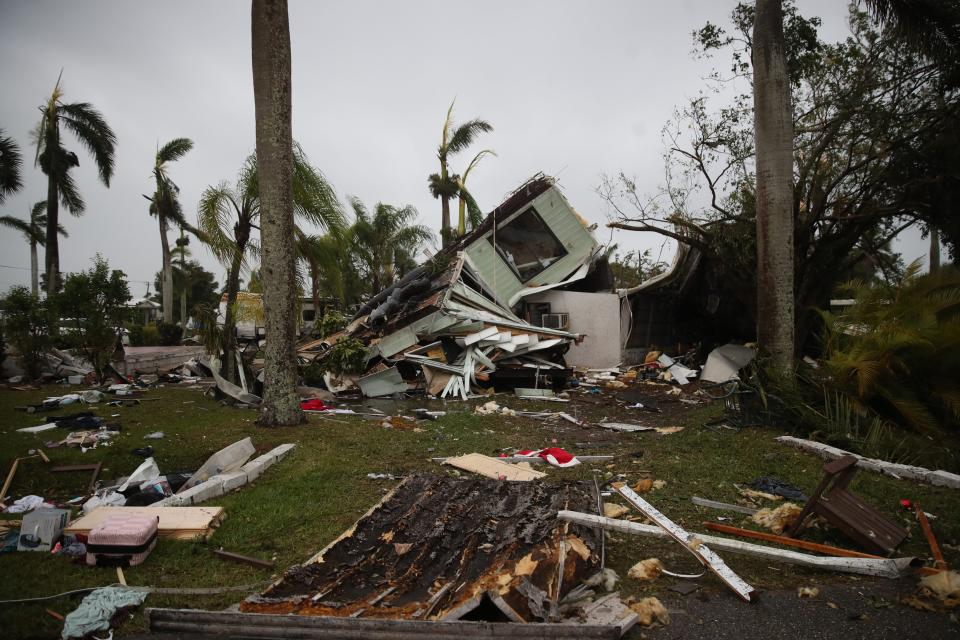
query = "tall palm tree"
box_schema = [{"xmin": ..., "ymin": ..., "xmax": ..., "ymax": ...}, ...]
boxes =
[
  {"xmin": 198, "ymin": 145, "xmax": 343, "ymax": 385},
  {"xmin": 351, "ymin": 198, "xmax": 433, "ymax": 293},
  {"xmin": 753, "ymin": 0, "xmax": 795, "ymax": 374},
  {"xmin": 456, "ymin": 149, "xmax": 495, "ymax": 236},
  {"xmin": 0, "ymin": 201, "xmax": 66, "ymax": 294},
  {"xmin": 145, "ymin": 137, "xmax": 194, "ymax": 324},
  {"xmin": 428, "ymin": 100, "xmax": 492, "ymax": 247},
  {"xmin": 252, "ymin": 0, "xmax": 302, "ymax": 426},
  {"xmin": 0, "ymin": 129, "xmax": 23, "ymax": 204},
  {"xmin": 34, "ymin": 72, "xmax": 117, "ymax": 295}
]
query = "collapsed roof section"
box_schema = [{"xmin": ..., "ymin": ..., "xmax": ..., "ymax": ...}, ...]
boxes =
[
  {"xmin": 242, "ymin": 474, "xmax": 601, "ymax": 622},
  {"xmin": 304, "ymin": 175, "xmax": 603, "ymax": 398}
]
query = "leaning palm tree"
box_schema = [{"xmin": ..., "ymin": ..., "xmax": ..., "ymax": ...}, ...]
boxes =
[
  {"xmin": 351, "ymin": 198, "xmax": 433, "ymax": 293},
  {"xmin": 145, "ymin": 137, "xmax": 194, "ymax": 324},
  {"xmin": 456, "ymin": 149, "xmax": 496, "ymax": 236},
  {"xmin": 0, "ymin": 201, "xmax": 66, "ymax": 294},
  {"xmin": 428, "ymin": 100, "xmax": 492, "ymax": 247},
  {"xmin": 198, "ymin": 144, "xmax": 343, "ymax": 384},
  {"xmin": 0, "ymin": 129, "xmax": 23, "ymax": 204},
  {"xmin": 34, "ymin": 72, "xmax": 117, "ymax": 295}
]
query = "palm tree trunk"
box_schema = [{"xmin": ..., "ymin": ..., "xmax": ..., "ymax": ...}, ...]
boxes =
[
  {"xmin": 753, "ymin": 0, "xmax": 795, "ymax": 374},
  {"xmin": 252, "ymin": 0, "xmax": 303, "ymax": 426},
  {"xmin": 159, "ymin": 215, "xmax": 174, "ymax": 324},
  {"xmin": 458, "ymin": 196, "xmax": 467, "ymax": 237},
  {"xmin": 930, "ymin": 228, "xmax": 941, "ymax": 272},
  {"xmin": 30, "ymin": 238, "xmax": 38, "ymax": 296},
  {"xmin": 222, "ymin": 252, "xmax": 243, "ymax": 384},
  {"xmin": 45, "ymin": 172, "xmax": 59, "ymax": 297},
  {"xmin": 441, "ymin": 195, "xmax": 451, "ymax": 248},
  {"xmin": 310, "ymin": 263, "xmax": 321, "ymax": 332}
]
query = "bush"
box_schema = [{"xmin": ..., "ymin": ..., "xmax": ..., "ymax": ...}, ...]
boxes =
[
  {"xmin": 0, "ymin": 286, "xmax": 53, "ymax": 380},
  {"xmin": 157, "ymin": 322, "xmax": 183, "ymax": 346},
  {"xmin": 57, "ymin": 256, "xmax": 131, "ymax": 381},
  {"xmin": 319, "ymin": 338, "xmax": 368, "ymax": 377},
  {"xmin": 316, "ymin": 310, "xmax": 347, "ymax": 338}
]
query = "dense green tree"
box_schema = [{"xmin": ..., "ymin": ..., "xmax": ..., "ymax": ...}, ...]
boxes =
[
  {"xmin": 151, "ymin": 259, "xmax": 219, "ymax": 325},
  {"xmin": 34, "ymin": 73, "xmax": 116, "ymax": 295},
  {"xmin": 604, "ymin": 4, "xmax": 960, "ymax": 349},
  {"xmin": 57, "ymin": 256, "xmax": 130, "ymax": 382},
  {"xmin": 0, "ymin": 286, "xmax": 53, "ymax": 379},
  {"xmin": 0, "ymin": 201, "xmax": 66, "ymax": 294},
  {"xmin": 145, "ymin": 137, "xmax": 194, "ymax": 324}
]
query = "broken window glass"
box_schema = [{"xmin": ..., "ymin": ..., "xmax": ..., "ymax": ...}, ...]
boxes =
[{"xmin": 488, "ymin": 207, "xmax": 568, "ymax": 282}]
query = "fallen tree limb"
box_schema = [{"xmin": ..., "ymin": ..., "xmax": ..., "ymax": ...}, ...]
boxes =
[
  {"xmin": 557, "ymin": 511, "xmax": 918, "ymax": 578},
  {"xmin": 775, "ymin": 436, "xmax": 960, "ymax": 489}
]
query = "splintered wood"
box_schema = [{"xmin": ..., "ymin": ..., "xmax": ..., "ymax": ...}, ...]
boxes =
[
  {"xmin": 615, "ymin": 485, "xmax": 755, "ymax": 602},
  {"xmin": 242, "ymin": 474, "xmax": 600, "ymax": 623}
]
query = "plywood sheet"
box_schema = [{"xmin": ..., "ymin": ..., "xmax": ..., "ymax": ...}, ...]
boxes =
[
  {"xmin": 65, "ymin": 506, "xmax": 225, "ymax": 540},
  {"xmin": 444, "ymin": 453, "xmax": 546, "ymax": 481}
]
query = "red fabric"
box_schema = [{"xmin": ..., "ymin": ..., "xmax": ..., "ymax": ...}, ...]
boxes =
[
  {"xmin": 514, "ymin": 447, "xmax": 581, "ymax": 468},
  {"xmin": 300, "ymin": 398, "xmax": 331, "ymax": 411}
]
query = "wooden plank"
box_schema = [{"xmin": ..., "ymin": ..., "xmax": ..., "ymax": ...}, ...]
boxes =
[
  {"xmin": 212, "ymin": 549, "xmax": 276, "ymax": 569},
  {"xmin": 702, "ymin": 522, "xmax": 884, "ymax": 559},
  {"xmin": 51, "ymin": 462, "xmax": 102, "ymax": 493},
  {"xmin": 147, "ymin": 608, "xmax": 621, "ymax": 639},
  {"xmin": 915, "ymin": 503, "xmax": 947, "ymax": 570},
  {"xmin": 615, "ymin": 485, "xmax": 754, "ymax": 601},
  {"xmin": 444, "ymin": 453, "xmax": 546, "ymax": 481},
  {"xmin": 65, "ymin": 506, "xmax": 225, "ymax": 539},
  {"xmin": 558, "ymin": 511, "xmax": 918, "ymax": 579},
  {"xmin": 0, "ymin": 458, "xmax": 20, "ymax": 502},
  {"xmin": 464, "ymin": 326, "xmax": 499, "ymax": 345}
]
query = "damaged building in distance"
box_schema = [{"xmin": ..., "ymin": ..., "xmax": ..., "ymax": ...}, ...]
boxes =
[{"xmin": 301, "ymin": 174, "xmax": 696, "ymax": 398}]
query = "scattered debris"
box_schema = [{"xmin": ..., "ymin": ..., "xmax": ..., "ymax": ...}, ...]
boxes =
[
  {"xmin": 627, "ymin": 558, "xmax": 663, "ymax": 581},
  {"xmin": 603, "ymin": 504, "xmax": 629, "ymax": 519},
  {"xmin": 690, "ymin": 496, "xmax": 758, "ymax": 516},
  {"xmin": 599, "ymin": 423, "xmax": 654, "ymax": 433},
  {"xmin": 797, "ymin": 586, "xmax": 820, "ymax": 598},
  {"xmin": 752, "ymin": 503, "xmax": 803, "ymax": 535},
  {"xmin": 700, "ymin": 344, "xmax": 756, "ymax": 384},
  {"xmin": 748, "ymin": 476, "xmax": 808, "ymax": 501},
  {"xmin": 628, "ymin": 597, "xmax": 669, "ymax": 627},
  {"xmin": 920, "ymin": 570, "xmax": 960, "ymax": 608},
  {"xmin": 61, "ymin": 586, "xmax": 148, "ymax": 640},
  {"xmin": 211, "ymin": 548, "xmax": 275, "ymax": 569},
  {"xmin": 17, "ymin": 508, "xmax": 69, "ymax": 551}
]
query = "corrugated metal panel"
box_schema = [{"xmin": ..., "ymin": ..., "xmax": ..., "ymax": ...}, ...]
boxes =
[{"xmin": 463, "ymin": 186, "xmax": 598, "ymax": 303}]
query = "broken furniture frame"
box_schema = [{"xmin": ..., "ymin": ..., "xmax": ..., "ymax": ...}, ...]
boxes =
[
  {"xmin": 784, "ymin": 455, "xmax": 907, "ymax": 555},
  {"xmin": 51, "ymin": 463, "xmax": 102, "ymax": 494}
]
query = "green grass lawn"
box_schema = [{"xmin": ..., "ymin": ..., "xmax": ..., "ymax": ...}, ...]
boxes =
[{"xmin": 0, "ymin": 384, "xmax": 957, "ymax": 638}]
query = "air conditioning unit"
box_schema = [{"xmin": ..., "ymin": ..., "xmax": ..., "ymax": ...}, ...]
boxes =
[{"xmin": 541, "ymin": 313, "xmax": 569, "ymax": 330}]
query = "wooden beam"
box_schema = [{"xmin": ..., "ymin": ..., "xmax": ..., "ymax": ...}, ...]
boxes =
[
  {"xmin": 702, "ymin": 522, "xmax": 883, "ymax": 559},
  {"xmin": 0, "ymin": 458, "xmax": 20, "ymax": 503},
  {"xmin": 51, "ymin": 462, "xmax": 102, "ymax": 493},
  {"xmin": 691, "ymin": 496, "xmax": 758, "ymax": 516},
  {"xmin": 915, "ymin": 503, "xmax": 947, "ymax": 571}
]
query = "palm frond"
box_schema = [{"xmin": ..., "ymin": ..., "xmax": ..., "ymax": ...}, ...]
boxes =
[
  {"xmin": 0, "ymin": 129, "xmax": 23, "ymax": 203},
  {"xmin": 198, "ymin": 183, "xmax": 244, "ymax": 264},
  {"xmin": 447, "ymin": 119, "xmax": 493, "ymax": 155},
  {"xmin": 291, "ymin": 145, "xmax": 345, "ymax": 232},
  {"xmin": 156, "ymin": 137, "xmax": 194, "ymax": 166},
  {"xmin": 0, "ymin": 215, "xmax": 32, "ymax": 238},
  {"xmin": 58, "ymin": 102, "xmax": 117, "ymax": 186}
]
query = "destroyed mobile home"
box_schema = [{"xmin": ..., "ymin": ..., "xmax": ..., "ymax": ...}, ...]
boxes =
[{"xmin": 301, "ymin": 175, "xmax": 627, "ymax": 399}]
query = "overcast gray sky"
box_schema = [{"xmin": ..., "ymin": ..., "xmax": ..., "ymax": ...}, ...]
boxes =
[{"xmin": 0, "ymin": 0, "xmax": 929, "ymax": 296}]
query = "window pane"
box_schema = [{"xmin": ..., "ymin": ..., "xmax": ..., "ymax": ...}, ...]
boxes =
[{"xmin": 488, "ymin": 207, "xmax": 567, "ymax": 282}]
